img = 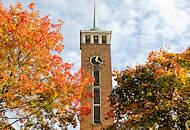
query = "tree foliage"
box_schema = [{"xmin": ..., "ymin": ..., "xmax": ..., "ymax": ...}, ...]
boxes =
[
  {"xmin": 109, "ymin": 47, "xmax": 190, "ymax": 129},
  {"xmin": 0, "ymin": 2, "xmax": 93, "ymax": 129}
]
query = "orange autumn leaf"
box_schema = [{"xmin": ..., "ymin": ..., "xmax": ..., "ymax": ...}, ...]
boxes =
[
  {"xmin": 109, "ymin": 47, "xmax": 190, "ymax": 129},
  {"xmin": 0, "ymin": 1, "xmax": 93, "ymax": 129}
]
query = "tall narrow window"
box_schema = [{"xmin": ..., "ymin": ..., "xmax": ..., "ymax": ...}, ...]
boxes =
[
  {"xmin": 86, "ymin": 35, "xmax": 90, "ymax": 43},
  {"xmin": 94, "ymin": 70, "xmax": 99, "ymax": 86},
  {"xmin": 94, "ymin": 88, "xmax": 100, "ymax": 104},
  {"xmin": 102, "ymin": 35, "xmax": 107, "ymax": 44},
  {"xmin": 94, "ymin": 106, "xmax": 101, "ymax": 124},
  {"xmin": 93, "ymin": 70, "xmax": 101, "ymax": 124},
  {"xmin": 94, "ymin": 36, "xmax": 98, "ymax": 44}
]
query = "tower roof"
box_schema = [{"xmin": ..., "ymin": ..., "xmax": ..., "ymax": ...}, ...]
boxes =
[{"xmin": 90, "ymin": 0, "xmax": 100, "ymax": 31}]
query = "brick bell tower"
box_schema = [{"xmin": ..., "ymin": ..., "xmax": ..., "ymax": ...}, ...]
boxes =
[{"xmin": 80, "ymin": 1, "xmax": 113, "ymax": 130}]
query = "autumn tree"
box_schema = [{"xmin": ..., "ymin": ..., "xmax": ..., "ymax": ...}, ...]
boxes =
[
  {"xmin": 0, "ymin": 2, "xmax": 93, "ymax": 129},
  {"xmin": 109, "ymin": 47, "xmax": 190, "ymax": 129}
]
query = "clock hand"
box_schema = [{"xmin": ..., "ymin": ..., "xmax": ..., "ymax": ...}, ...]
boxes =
[
  {"xmin": 97, "ymin": 60, "xmax": 102, "ymax": 64},
  {"xmin": 95, "ymin": 56, "xmax": 99, "ymax": 62}
]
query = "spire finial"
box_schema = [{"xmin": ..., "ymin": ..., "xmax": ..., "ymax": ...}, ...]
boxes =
[
  {"xmin": 90, "ymin": 0, "xmax": 100, "ymax": 31},
  {"xmin": 93, "ymin": 0, "xmax": 97, "ymax": 28}
]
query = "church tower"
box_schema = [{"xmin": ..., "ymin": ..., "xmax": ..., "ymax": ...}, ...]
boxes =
[{"xmin": 80, "ymin": 1, "xmax": 113, "ymax": 129}]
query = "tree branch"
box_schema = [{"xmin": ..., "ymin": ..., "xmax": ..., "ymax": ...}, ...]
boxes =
[{"xmin": 4, "ymin": 97, "xmax": 57, "ymax": 129}]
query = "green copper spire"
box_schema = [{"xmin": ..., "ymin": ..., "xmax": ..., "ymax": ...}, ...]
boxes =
[{"xmin": 90, "ymin": 0, "xmax": 100, "ymax": 31}]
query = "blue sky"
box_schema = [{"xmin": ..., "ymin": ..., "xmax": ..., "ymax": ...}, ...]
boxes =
[
  {"xmin": 3, "ymin": 0, "xmax": 190, "ymax": 70},
  {"xmin": 2, "ymin": 0, "xmax": 190, "ymax": 129}
]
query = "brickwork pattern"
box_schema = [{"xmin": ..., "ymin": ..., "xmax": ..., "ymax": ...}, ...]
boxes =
[{"xmin": 80, "ymin": 44, "xmax": 113, "ymax": 130}]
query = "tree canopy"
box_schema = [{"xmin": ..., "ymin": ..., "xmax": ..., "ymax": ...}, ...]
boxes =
[
  {"xmin": 109, "ymin": 47, "xmax": 190, "ymax": 129},
  {"xmin": 0, "ymin": 2, "xmax": 93, "ymax": 129}
]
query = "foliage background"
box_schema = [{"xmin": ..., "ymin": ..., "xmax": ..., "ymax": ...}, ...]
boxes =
[{"xmin": 2, "ymin": 0, "xmax": 190, "ymax": 129}]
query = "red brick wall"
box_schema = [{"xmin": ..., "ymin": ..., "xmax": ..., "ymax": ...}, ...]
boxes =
[{"xmin": 80, "ymin": 44, "xmax": 113, "ymax": 130}]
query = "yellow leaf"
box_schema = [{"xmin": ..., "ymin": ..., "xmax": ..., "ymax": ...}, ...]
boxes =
[
  {"xmin": 54, "ymin": 92, "xmax": 58, "ymax": 99},
  {"xmin": 5, "ymin": 38, "xmax": 8, "ymax": 42}
]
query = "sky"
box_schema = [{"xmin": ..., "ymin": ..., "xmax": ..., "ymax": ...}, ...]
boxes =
[{"xmin": 2, "ymin": 0, "xmax": 190, "ymax": 129}]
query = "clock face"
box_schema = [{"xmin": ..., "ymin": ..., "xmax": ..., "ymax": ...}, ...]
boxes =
[{"xmin": 90, "ymin": 56, "xmax": 103, "ymax": 66}]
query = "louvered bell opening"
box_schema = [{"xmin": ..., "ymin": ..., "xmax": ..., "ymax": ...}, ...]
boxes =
[
  {"xmin": 94, "ymin": 36, "xmax": 98, "ymax": 44},
  {"xmin": 102, "ymin": 35, "xmax": 107, "ymax": 44},
  {"xmin": 85, "ymin": 35, "xmax": 90, "ymax": 43}
]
